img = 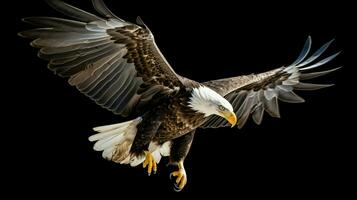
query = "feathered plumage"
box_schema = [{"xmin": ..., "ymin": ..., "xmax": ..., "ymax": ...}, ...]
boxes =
[{"xmin": 19, "ymin": 0, "xmax": 340, "ymax": 192}]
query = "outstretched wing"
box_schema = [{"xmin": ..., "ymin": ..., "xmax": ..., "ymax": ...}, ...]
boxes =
[
  {"xmin": 19, "ymin": 0, "xmax": 195, "ymax": 116},
  {"xmin": 201, "ymin": 36, "xmax": 340, "ymax": 129}
]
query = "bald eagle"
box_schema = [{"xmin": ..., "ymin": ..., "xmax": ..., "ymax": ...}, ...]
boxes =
[{"xmin": 19, "ymin": 0, "xmax": 340, "ymax": 192}]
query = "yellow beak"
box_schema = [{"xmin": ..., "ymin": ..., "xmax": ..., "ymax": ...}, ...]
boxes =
[{"xmin": 222, "ymin": 111, "xmax": 237, "ymax": 128}]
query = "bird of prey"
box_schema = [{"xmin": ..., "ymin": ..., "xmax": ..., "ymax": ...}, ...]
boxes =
[{"xmin": 19, "ymin": 0, "xmax": 340, "ymax": 192}]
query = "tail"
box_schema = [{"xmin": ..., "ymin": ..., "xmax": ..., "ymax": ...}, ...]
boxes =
[{"xmin": 89, "ymin": 117, "xmax": 143, "ymax": 166}]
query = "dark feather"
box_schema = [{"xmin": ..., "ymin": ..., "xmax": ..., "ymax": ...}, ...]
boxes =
[
  {"xmin": 300, "ymin": 67, "xmax": 341, "ymax": 80},
  {"xmin": 45, "ymin": 0, "xmax": 104, "ymax": 22},
  {"xmin": 296, "ymin": 39, "xmax": 334, "ymax": 67},
  {"xmin": 294, "ymin": 82, "xmax": 334, "ymax": 91},
  {"xmin": 252, "ymin": 103, "xmax": 264, "ymax": 125},
  {"xmin": 77, "ymin": 51, "xmax": 127, "ymax": 91},
  {"xmin": 289, "ymin": 36, "xmax": 311, "ymax": 66},
  {"xmin": 91, "ymin": 0, "xmax": 123, "ymax": 20},
  {"xmin": 84, "ymin": 61, "xmax": 128, "ymax": 97},
  {"xmin": 22, "ymin": 17, "xmax": 87, "ymax": 32},
  {"xmin": 277, "ymin": 91, "xmax": 305, "ymax": 103},
  {"xmin": 300, "ymin": 52, "xmax": 340, "ymax": 71}
]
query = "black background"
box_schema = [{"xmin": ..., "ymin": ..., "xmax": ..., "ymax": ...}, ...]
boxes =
[{"xmin": 4, "ymin": 0, "xmax": 354, "ymax": 197}]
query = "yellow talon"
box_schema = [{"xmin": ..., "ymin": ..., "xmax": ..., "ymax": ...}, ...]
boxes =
[
  {"xmin": 170, "ymin": 161, "xmax": 187, "ymax": 192},
  {"xmin": 142, "ymin": 151, "xmax": 157, "ymax": 175}
]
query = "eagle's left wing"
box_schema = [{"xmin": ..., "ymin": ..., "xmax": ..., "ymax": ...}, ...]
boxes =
[{"xmin": 201, "ymin": 36, "xmax": 340, "ymax": 129}]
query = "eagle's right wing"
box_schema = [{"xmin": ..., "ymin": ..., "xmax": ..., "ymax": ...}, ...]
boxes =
[
  {"xmin": 19, "ymin": 0, "xmax": 197, "ymax": 117},
  {"xmin": 201, "ymin": 36, "xmax": 340, "ymax": 129}
]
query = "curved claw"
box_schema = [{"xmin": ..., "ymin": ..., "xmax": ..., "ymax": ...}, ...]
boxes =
[
  {"xmin": 142, "ymin": 151, "xmax": 157, "ymax": 176},
  {"xmin": 169, "ymin": 161, "xmax": 187, "ymax": 192},
  {"xmin": 173, "ymin": 183, "xmax": 183, "ymax": 192}
]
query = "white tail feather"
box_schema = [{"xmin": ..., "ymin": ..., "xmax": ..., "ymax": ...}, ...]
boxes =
[
  {"xmin": 129, "ymin": 156, "xmax": 146, "ymax": 167},
  {"xmin": 89, "ymin": 126, "xmax": 131, "ymax": 141},
  {"xmin": 92, "ymin": 120, "xmax": 134, "ymax": 132},
  {"xmin": 102, "ymin": 146, "xmax": 115, "ymax": 160},
  {"xmin": 120, "ymin": 155, "xmax": 131, "ymax": 164},
  {"xmin": 89, "ymin": 117, "xmax": 171, "ymax": 166},
  {"xmin": 90, "ymin": 117, "xmax": 142, "ymax": 163},
  {"xmin": 159, "ymin": 141, "xmax": 171, "ymax": 156},
  {"xmin": 94, "ymin": 134, "xmax": 126, "ymax": 151}
]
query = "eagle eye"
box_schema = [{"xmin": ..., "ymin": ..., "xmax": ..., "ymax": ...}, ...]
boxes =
[{"xmin": 218, "ymin": 105, "xmax": 226, "ymax": 111}]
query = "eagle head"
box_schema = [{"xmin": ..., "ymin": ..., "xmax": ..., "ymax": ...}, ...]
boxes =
[{"xmin": 188, "ymin": 86, "xmax": 237, "ymax": 127}]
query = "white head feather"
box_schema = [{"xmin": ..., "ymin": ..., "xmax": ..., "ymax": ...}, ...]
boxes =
[{"xmin": 188, "ymin": 86, "xmax": 234, "ymax": 117}]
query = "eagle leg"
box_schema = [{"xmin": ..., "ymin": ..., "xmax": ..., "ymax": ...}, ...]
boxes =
[
  {"xmin": 143, "ymin": 151, "xmax": 157, "ymax": 176},
  {"xmin": 170, "ymin": 161, "xmax": 187, "ymax": 192},
  {"xmin": 169, "ymin": 130, "xmax": 195, "ymax": 191},
  {"xmin": 130, "ymin": 114, "xmax": 162, "ymax": 174}
]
